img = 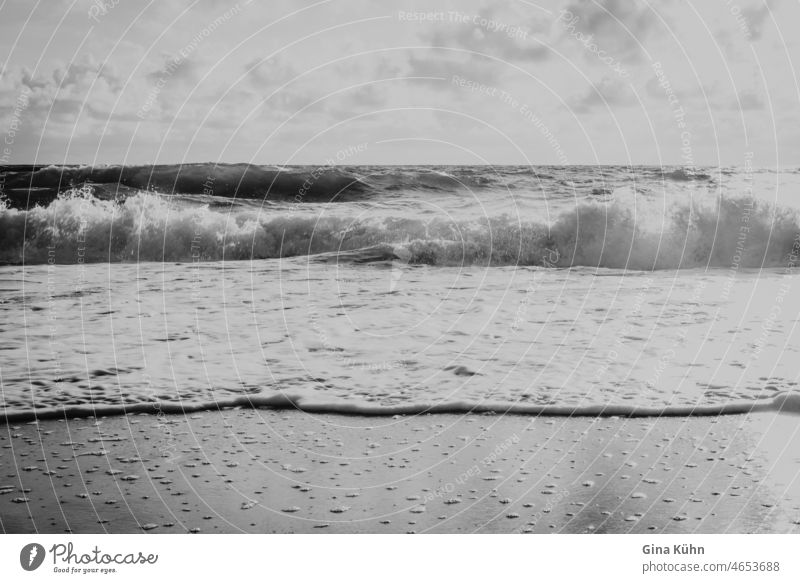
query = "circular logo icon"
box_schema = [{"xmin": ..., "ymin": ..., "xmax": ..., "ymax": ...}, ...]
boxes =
[{"xmin": 20, "ymin": 543, "xmax": 45, "ymax": 571}]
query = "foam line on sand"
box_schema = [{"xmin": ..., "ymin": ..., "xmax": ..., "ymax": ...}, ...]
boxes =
[{"xmin": 2, "ymin": 391, "xmax": 800, "ymax": 424}]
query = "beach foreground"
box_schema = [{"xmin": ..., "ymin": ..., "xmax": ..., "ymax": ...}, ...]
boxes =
[{"xmin": 2, "ymin": 411, "xmax": 799, "ymax": 534}]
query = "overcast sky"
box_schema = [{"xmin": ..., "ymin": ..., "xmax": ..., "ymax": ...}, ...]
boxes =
[{"xmin": 1, "ymin": 0, "xmax": 798, "ymax": 166}]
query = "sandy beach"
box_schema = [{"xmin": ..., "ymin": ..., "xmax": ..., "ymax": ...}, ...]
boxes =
[{"xmin": 2, "ymin": 410, "xmax": 799, "ymax": 534}]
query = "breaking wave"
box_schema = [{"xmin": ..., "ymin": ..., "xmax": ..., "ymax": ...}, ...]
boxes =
[{"xmin": 2, "ymin": 188, "xmax": 799, "ymax": 270}]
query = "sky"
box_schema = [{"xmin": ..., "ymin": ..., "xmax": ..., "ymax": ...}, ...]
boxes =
[{"xmin": 0, "ymin": 0, "xmax": 798, "ymax": 166}]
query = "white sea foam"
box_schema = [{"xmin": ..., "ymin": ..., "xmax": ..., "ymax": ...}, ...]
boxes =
[{"xmin": 2, "ymin": 188, "xmax": 799, "ymax": 270}]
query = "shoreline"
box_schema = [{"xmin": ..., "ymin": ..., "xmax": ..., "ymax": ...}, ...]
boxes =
[
  {"xmin": 3, "ymin": 391, "xmax": 799, "ymax": 424},
  {"xmin": 2, "ymin": 410, "xmax": 799, "ymax": 534}
]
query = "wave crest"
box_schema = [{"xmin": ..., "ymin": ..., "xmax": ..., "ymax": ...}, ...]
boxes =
[{"xmin": 2, "ymin": 189, "xmax": 799, "ymax": 269}]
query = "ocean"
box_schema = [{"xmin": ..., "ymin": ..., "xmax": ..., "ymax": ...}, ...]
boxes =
[{"xmin": 2, "ymin": 164, "xmax": 800, "ymax": 421}]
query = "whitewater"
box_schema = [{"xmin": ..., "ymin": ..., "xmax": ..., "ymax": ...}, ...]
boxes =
[{"xmin": 1, "ymin": 164, "xmax": 800, "ymax": 421}]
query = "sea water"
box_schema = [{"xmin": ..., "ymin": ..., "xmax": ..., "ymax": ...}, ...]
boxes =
[{"xmin": 2, "ymin": 164, "xmax": 799, "ymax": 419}]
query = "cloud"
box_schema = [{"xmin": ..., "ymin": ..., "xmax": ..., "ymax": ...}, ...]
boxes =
[
  {"xmin": 146, "ymin": 55, "xmax": 202, "ymax": 85},
  {"xmin": 0, "ymin": 58, "xmax": 125, "ymax": 123},
  {"xmin": 644, "ymin": 72, "xmax": 717, "ymax": 105},
  {"xmin": 559, "ymin": 0, "xmax": 659, "ymax": 61},
  {"xmin": 735, "ymin": 90, "xmax": 764, "ymax": 110},
  {"xmin": 324, "ymin": 83, "xmax": 388, "ymax": 119},
  {"xmin": 571, "ymin": 76, "xmax": 635, "ymax": 113},
  {"xmin": 406, "ymin": 50, "xmax": 502, "ymax": 89},
  {"xmin": 742, "ymin": 0, "xmax": 777, "ymax": 41},
  {"xmin": 244, "ymin": 54, "xmax": 297, "ymax": 90},
  {"xmin": 422, "ymin": 9, "xmax": 550, "ymax": 63}
]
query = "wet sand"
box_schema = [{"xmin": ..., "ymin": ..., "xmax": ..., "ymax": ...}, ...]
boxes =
[{"xmin": 2, "ymin": 410, "xmax": 800, "ymax": 534}]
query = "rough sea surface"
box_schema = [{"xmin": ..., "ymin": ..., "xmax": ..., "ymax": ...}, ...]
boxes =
[{"xmin": 1, "ymin": 164, "xmax": 800, "ymax": 419}]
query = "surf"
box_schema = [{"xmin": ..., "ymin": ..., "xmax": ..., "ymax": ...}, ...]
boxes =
[{"xmin": 2, "ymin": 187, "xmax": 799, "ymax": 270}]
